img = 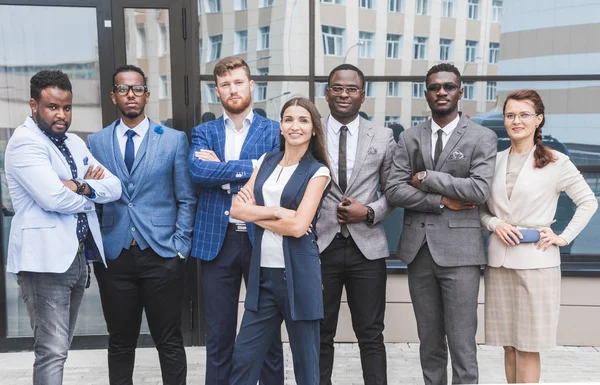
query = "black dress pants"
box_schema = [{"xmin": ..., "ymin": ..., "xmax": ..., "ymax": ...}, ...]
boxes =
[
  {"xmin": 319, "ymin": 234, "xmax": 388, "ymax": 385},
  {"xmin": 95, "ymin": 246, "xmax": 187, "ymax": 385}
]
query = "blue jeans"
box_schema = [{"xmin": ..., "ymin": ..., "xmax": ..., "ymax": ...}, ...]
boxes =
[{"xmin": 17, "ymin": 251, "xmax": 87, "ymax": 385}]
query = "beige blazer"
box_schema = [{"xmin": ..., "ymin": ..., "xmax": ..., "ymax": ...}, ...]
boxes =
[{"xmin": 480, "ymin": 147, "xmax": 598, "ymax": 269}]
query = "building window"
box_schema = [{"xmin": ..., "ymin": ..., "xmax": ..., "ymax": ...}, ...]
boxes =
[
  {"xmin": 259, "ymin": 0, "xmax": 274, "ymax": 7},
  {"xmin": 234, "ymin": 30, "xmax": 248, "ymax": 54},
  {"xmin": 486, "ymin": 81, "xmax": 497, "ymax": 101},
  {"xmin": 468, "ymin": 0, "xmax": 479, "ymax": 20},
  {"xmin": 465, "ymin": 40, "xmax": 478, "ymax": 63},
  {"xmin": 387, "ymin": 82, "xmax": 401, "ymax": 97},
  {"xmin": 159, "ymin": 75, "xmax": 169, "ymax": 99},
  {"xmin": 492, "ymin": 0, "xmax": 503, "ymax": 22},
  {"xmin": 463, "ymin": 81, "xmax": 475, "ymax": 100},
  {"xmin": 489, "ymin": 42, "xmax": 500, "ymax": 64},
  {"xmin": 359, "ymin": 0, "xmax": 375, "ymax": 9},
  {"xmin": 416, "ymin": 0, "xmax": 428, "ymax": 15},
  {"xmin": 315, "ymin": 82, "xmax": 328, "ymax": 98},
  {"xmin": 412, "ymin": 82, "xmax": 425, "ymax": 98},
  {"xmin": 206, "ymin": 0, "xmax": 222, "ymax": 13},
  {"xmin": 322, "ymin": 25, "xmax": 345, "ymax": 56},
  {"xmin": 413, "ymin": 36, "xmax": 428, "ymax": 60},
  {"xmin": 257, "ymin": 67, "xmax": 269, "ymax": 76},
  {"xmin": 388, "ymin": 0, "xmax": 402, "ymax": 12},
  {"xmin": 209, "ymin": 34, "xmax": 222, "ymax": 61},
  {"xmin": 254, "ymin": 82, "xmax": 268, "ymax": 101},
  {"xmin": 321, "ymin": 0, "xmax": 344, "ymax": 3},
  {"xmin": 385, "ymin": 116, "xmax": 401, "ymax": 127},
  {"xmin": 135, "ymin": 26, "xmax": 147, "ymax": 59},
  {"xmin": 258, "ymin": 26, "xmax": 270, "ymax": 50},
  {"xmin": 411, "ymin": 116, "xmax": 427, "ymax": 126},
  {"xmin": 441, "ymin": 0, "xmax": 454, "ymax": 17},
  {"xmin": 206, "ymin": 83, "xmax": 220, "ymax": 103},
  {"xmin": 364, "ymin": 82, "xmax": 375, "ymax": 97},
  {"xmin": 386, "ymin": 34, "xmax": 401, "ymax": 59},
  {"xmin": 234, "ymin": 0, "xmax": 248, "ymax": 10},
  {"xmin": 158, "ymin": 25, "xmax": 168, "ymax": 57},
  {"xmin": 439, "ymin": 38, "xmax": 453, "ymax": 61},
  {"xmin": 358, "ymin": 31, "xmax": 375, "ymax": 58}
]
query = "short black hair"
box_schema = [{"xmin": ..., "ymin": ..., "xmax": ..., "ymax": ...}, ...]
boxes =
[
  {"xmin": 425, "ymin": 63, "xmax": 462, "ymax": 86},
  {"xmin": 30, "ymin": 70, "xmax": 72, "ymax": 101},
  {"xmin": 327, "ymin": 64, "xmax": 365, "ymax": 89},
  {"xmin": 113, "ymin": 64, "xmax": 147, "ymax": 86}
]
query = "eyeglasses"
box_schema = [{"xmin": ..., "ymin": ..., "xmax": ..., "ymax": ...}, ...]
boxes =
[
  {"xmin": 327, "ymin": 86, "xmax": 362, "ymax": 96},
  {"xmin": 426, "ymin": 83, "xmax": 460, "ymax": 92},
  {"xmin": 504, "ymin": 112, "xmax": 538, "ymax": 122},
  {"xmin": 113, "ymin": 84, "xmax": 147, "ymax": 96}
]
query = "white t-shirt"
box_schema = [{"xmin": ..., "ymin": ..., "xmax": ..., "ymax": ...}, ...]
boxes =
[{"xmin": 254, "ymin": 154, "xmax": 331, "ymax": 268}]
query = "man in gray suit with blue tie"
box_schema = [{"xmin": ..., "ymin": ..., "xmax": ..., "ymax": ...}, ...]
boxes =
[
  {"xmin": 385, "ymin": 63, "xmax": 497, "ymax": 385},
  {"xmin": 88, "ymin": 65, "xmax": 197, "ymax": 385}
]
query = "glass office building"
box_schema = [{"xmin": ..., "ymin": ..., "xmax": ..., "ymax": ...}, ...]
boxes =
[{"xmin": 1, "ymin": 0, "xmax": 599, "ymax": 350}]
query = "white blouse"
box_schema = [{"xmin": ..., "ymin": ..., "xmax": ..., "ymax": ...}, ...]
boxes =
[{"xmin": 255, "ymin": 154, "xmax": 330, "ymax": 268}]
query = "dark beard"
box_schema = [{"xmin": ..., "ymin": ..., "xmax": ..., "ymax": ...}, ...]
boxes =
[
  {"xmin": 35, "ymin": 111, "xmax": 69, "ymax": 136},
  {"xmin": 117, "ymin": 103, "xmax": 145, "ymax": 119},
  {"xmin": 222, "ymin": 94, "xmax": 252, "ymax": 115}
]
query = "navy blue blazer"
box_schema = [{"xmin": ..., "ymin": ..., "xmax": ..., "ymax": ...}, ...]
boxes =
[
  {"xmin": 245, "ymin": 151, "xmax": 326, "ymax": 321},
  {"xmin": 188, "ymin": 114, "xmax": 279, "ymax": 261},
  {"xmin": 88, "ymin": 119, "xmax": 197, "ymax": 260}
]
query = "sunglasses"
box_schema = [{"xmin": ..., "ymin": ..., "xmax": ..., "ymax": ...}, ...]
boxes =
[{"xmin": 426, "ymin": 83, "xmax": 460, "ymax": 92}]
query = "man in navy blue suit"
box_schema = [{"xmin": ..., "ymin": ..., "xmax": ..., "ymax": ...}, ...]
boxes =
[
  {"xmin": 88, "ymin": 65, "xmax": 197, "ymax": 385},
  {"xmin": 188, "ymin": 57, "xmax": 283, "ymax": 385}
]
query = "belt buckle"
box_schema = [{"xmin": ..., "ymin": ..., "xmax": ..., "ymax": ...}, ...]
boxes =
[
  {"xmin": 235, "ymin": 223, "xmax": 247, "ymax": 232},
  {"xmin": 131, "ymin": 239, "xmax": 138, "ymax": 247},
  {"xmin": 78, "ymin": 242, "xmax": 85, "ymax": 254}
]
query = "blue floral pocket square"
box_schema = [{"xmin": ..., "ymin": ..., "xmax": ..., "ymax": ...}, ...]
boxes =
[
  {"xmin": 83, "ymin": 156, "xmax": 89, "ymax": 166},
  {"xmin": 449, "ymin": 150, "xmax": 465, "ymax": 160}
]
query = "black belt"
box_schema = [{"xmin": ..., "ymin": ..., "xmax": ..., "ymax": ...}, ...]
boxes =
[{"xmin": 227, "ymin": 223, "xmax": 248, "ymax": 232}]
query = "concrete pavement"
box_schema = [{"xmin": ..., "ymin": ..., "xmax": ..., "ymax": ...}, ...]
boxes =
[{"xmin": 1, "ymin": 343, "xmax": 600, "ymax": 384}]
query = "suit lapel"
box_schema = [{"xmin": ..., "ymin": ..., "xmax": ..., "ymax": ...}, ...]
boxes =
[
  {"xmin": 347, "ymin": 117, "xmax": 373, "ymax": 191},
  {"xmin": 420, "ymin": 121, "xmax": 434, "ymax": 171},
  {"xmin": 27, "ymin": 119, "xmax": 70, "ymax": 171},
  {"xmin": 129, "ymin": 120, "xmax": 162, "ymax": 202},
  {"xmin": 494, "ymin": 149, "xmax": 510, "ymax": 212},
  {"xmin": 508, "ymin": 147, "xmax": 535, "ymax": 207},
  {"xmin": 240, "ymin": 115, "xmax": 264, "ymax": 158},
  {"xmin": 434, "ymin": 117, "xmax": 467, "ymax": 171},
  {"xmin": 214, "ymin": 117, "xmax": 226, "ymax": 161},
  {"xmin": 109, "ymin": 120, "xmax": 129, "ymax": 180}
]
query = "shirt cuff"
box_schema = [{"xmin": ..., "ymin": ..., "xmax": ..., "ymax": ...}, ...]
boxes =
[
  {"xmin": 85, "ymin": 186, "xmax": 97, "ymax": 200},
  {"xmin": 252, "ymin": 159, "xmax": 258, "ymax": 168},
  {"xmin": 222, "ymin": 183, "xmax": 231, "ymax": 191}
]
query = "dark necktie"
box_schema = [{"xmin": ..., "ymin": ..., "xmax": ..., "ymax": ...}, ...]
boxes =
[
  {"xmin": 124, "ymin": 129, "xmax": 137, "ymax": 172},
  {"xmin": 45, "ymin": 134, "xmax": 90, "ymax": 244},
  {"xmin": 338, "ymin": 125, "xmax": 348, "ymax": 192},
  {"xmin": 434, "ymin": 129, "xmax": 443, "ymax": 167}
]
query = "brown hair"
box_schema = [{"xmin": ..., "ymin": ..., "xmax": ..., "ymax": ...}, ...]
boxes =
[
  {"xmin": 503, "ymin": 89, "xmax": 556, "ymax": 168},
  {"xmin": 279, "ymin": 97, "xmax": 330, "ymax": 170},
  {"xmin": 213, "ymin": 56, "xmax": 251, "ymax": 83}
]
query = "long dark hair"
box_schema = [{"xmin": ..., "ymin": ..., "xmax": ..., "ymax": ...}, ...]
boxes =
[
  {"xmin": 279, "ymin": 97, "xmax": 330, "ymax": 170},
  {"xmin": 503, "ymin": 89, "xmax": 556, "ymax": 169}
]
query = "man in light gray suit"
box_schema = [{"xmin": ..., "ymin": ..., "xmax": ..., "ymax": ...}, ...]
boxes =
[
  {"xmin": 317, "ymin": 64, "xmax": 395, "ymax": 385},
  {"xmin": 385, "ymin": 63, "xmax": 497, "ymax": 385}
]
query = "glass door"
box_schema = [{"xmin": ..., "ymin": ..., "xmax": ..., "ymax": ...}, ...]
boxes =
[{"xmin": 0, "ymin": 0, "xmax": 116, "ymax": 350}]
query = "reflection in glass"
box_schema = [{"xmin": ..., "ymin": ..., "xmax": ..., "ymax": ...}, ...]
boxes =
[
  {"xmin": 124, "ymin": 8, "xmax": 173, "ymax": 127},
  {"xmin": 0, "ymin": 4, "xmax": 105, "ymax": 337}
]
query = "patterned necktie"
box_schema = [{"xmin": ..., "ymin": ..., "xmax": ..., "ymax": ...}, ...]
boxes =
[
  {"xmin": 338, "ymin": 125, "xmax": 348, "ymax": 192},
  {"xmin": 45, "ymin": 134, "xmax": 89, "ymax": 244},
  {"xmin": 124, "ymin": 129, "xmax": 137, "ymax": 172},
  {"xmin": 434, "ymin": 129, "xmax": 444, "ymax": 167}
]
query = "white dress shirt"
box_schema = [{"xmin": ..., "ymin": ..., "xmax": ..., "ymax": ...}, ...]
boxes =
[
  {"xmin": 326, "ymin": 115, "xmax": 360, "ymax": 185},
  {"xmin": 430, "ymin": 114, "xmax": 460, "ymax": 162},
  {"xmin": 255, "ymin": 154, "xmax": 331, "ymax": 268},
  {"xmin": 116, "ymin": 116, "xmax": 150, "ymax": 159},
  {"xmin": 223, "ymin": 109, "xmax": 254, "ymax": 224}
]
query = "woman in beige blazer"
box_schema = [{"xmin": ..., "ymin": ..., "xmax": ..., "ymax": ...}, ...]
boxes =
[{"xmin": 480, "ymin": 89, "xmax": 598, "ymax": 383}]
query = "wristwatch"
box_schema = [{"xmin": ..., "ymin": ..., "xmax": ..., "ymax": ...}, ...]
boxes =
[
  {"xmin": 365, "ymin": 206, "xmax": 375, "ymax": 226},
  {"xmin": 71, "ymin": 178, "xmax": 88, "ymax": 195},
  {"xmin": 417, "ymin": 170, "xmax": 428, "ymax": 182}
]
